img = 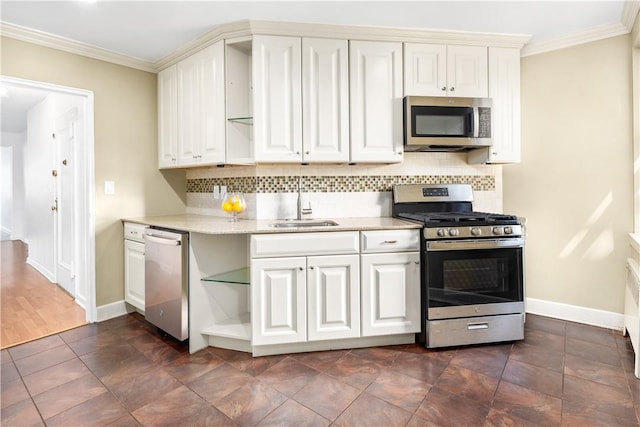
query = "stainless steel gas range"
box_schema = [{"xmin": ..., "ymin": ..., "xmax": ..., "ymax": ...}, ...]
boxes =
[{"xmin": 392, "ymin": 184, "xmax": 525, "ymax": 348}]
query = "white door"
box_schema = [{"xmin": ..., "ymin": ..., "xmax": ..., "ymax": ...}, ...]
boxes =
[
  {"xmin": 361, "ymin": 252, "xmax": 421, "ymax": 336},
  {"xmin": 251, "ymin": 257, "xmax": 307, "ymax": 345},
  {"xmin": 349, "ymin": 40, "xmax": 403, "ymax": 163},
  {"xmin": 447, "ymin": 45, "xmax": 488, "ymax": 98},
  {"xmin": 302, "ymin": 38, "xmax": 349, "ymax": 163},
  {"xmin": 253, "ymin": 35, "xmax": 302, "ymax": 163},
  {"xmin": 307, "ymin": 254, "xmax": 360, "ymax": 341},
  {"xmin": 53, "ymin": 108, "xmax": 77, "ymax": 296},
  {"xmin": 157, "ymin": 65, "xmax": 178, "ymax": 168}
]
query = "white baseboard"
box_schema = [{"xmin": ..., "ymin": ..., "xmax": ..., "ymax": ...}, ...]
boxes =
[
  {"xmin": 26, "ymin": 257, "xmax": 55, "ymax": 283},
  {"xmin": 96, "ymin": 300, "xmax": 136, "ymax": 322},
  {"xmin": 526, "ymin": 298, "xmax": 624, "ymax": 332}
]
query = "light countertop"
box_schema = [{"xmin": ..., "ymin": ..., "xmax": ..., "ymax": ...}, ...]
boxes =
[{"xmin": 122, "ymin": 214, "xmax": 422, "ymax": 235}]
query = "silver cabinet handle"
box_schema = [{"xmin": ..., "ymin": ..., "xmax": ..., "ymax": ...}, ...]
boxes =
[{"xmin": 467, "ymin": 322, "xmax": 489, "ymax": 330}]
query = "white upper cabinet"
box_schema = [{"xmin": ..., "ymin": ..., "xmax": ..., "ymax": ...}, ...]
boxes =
[
  {"xmin": 302, "ymin": 38, "xmax": 350, "ymax": 163},
  {"xmin": 468, "ymin": 47, "xmax": 521, "ymax": 164},
  {"xmin": 157, "ymin": 65, "xmax": 178, "ymax": 168},
  {"xmin": 350, "ymin": 40, "xmax": 404, "ymax": 163},
  {"xmin": 253, "ymin": 35, "xmax": 303, "ymax": 163},
  {"xmin": 404, "ymin": 43, "xmax": 488, "ymax": 98},
  {"xmin": 177, "ymin": 41, "xmax": 226, "ymax": 166}
]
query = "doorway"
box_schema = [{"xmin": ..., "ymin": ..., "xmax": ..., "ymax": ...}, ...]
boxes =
[{"xmin": 0, "ymin": 76, "xmax": 96, "ymax": 347}]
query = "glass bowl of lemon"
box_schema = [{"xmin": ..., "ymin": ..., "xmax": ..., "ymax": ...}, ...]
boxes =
[{"xmin": 221, "ymin": 192, "xmax": 246, "ymax": 222}]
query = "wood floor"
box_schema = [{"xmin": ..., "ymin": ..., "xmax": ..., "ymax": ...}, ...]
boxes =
[{"xmin": 1, "ymin": 240, "xmax": 86, "ymax": 350}]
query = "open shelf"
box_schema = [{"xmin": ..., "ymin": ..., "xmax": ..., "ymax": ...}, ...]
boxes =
[
  {"xmin": 227, "ymin": 116, "xmax": 253, "ymax": 125},
  {"xmin": 202, "ymin": 267, "xmax": 250, "ymax": 285},
  {"xmin": 201, "ymin": 312, "xmax": 251, "ymax": 340}
]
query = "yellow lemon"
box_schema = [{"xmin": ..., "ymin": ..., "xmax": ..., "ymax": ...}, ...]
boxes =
[
  {"xmin": 222, "ymin": 201, "xmax": 233, "ymax": 212},
  {"xmin": 232, "ymin": 201, "xmax": 245, "ymax": 212}
]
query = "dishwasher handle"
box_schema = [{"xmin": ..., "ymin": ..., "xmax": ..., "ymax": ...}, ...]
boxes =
[{"xmin": 143, "ymin": 233, "xmax": 182, "ymax": 246}]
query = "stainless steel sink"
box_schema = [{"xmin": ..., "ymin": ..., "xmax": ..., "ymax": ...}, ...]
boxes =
[{"xmin": 270, "ymin": 219, "xmax": 339, "ymax": 228}]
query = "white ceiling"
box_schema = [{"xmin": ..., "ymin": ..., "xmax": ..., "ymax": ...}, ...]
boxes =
[{"xmin": 0, "ymin": 0, "xmax": 636, "ymax": 133}]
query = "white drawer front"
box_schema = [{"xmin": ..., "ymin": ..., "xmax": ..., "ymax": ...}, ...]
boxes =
[
  {"xmin": 251, "ymin": 232, "xmax": 359, "ymax": 258},
  {"xmin": 124, "ymin": 222, "xmax": 148, "ymax": 243},
  {"xmin": 360, "ymin": 229, "xmax": 420, "ymax": 253}
]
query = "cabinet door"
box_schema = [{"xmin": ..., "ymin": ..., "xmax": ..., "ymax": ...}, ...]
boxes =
[
  {"xmin": 157, "ymin": 65, "xmax": 178, "ymax": 168},
  {"xmin": 199, "ymin": 42, "xmax": 226, "ymax": 165},
  {"xmin": 487, "ymin": 47, "xmax": 521, "ymax": 163},
  {"xmin": 302, "ymin": 38, "xmax": 349, "ymax": 163},
  {"xmin": 124, "ymin": 240, "xmax": 145, "ymax": 311},
  {"xmin": 177, "ymin": 43, "xmax": 226, "ymax": 166},
  {"xmin": 447, "ymin": 45, "xmax": 488, "ymax": 98},
  {"xmin": 253, "ymin": 35, "xmax": 303, "ymax": 163},
  {"xmin": 404, "ymin": 43, "xmax": 447, "ymax": 96},
  {"xmin": 177, "ymin": 52, "xmax": 201, "ymax": 166},
  {"xmin": 307, "ymin": 255, "xmax": 360, "ymax": 341},
  {"xmin": 361, "ymin": 252, "xmax": 421, "ymax": 336},
  {"xmin": 349, "ymin": 41, "xmax": 403, "ymax": 163},
  {"xmin": 251, "ymin": 257, "xmax": 307, "ymax": 345}
]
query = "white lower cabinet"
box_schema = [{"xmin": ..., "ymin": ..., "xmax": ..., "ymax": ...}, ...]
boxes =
[
  {"xmin": 124, "ymin": 240, "xmax": 145, "ymax": 311},
  {"xmin": 361, "ymin": 252, "xmax": 421, "ymax": 336}
]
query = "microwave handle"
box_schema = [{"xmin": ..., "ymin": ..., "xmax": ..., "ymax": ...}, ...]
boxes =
[{"xmin": 472, "ymin": 106, "xmax": 479, "ymax": 138}]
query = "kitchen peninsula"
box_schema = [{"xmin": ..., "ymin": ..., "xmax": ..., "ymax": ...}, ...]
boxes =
[{"xmin": 124, "ymin": 214, "xmax": 422, "ymax": 355}]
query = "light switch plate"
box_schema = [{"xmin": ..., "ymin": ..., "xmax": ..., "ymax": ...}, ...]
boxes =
[
  {"xmin": 213, "ymin": 185, "xmax": 220, "ymax": 199},
  {"xmin": 104, "ymin": 180, "xmax": 115, "ymax": 195}
]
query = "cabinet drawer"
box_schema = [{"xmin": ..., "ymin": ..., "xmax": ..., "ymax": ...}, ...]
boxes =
[
  {"xmin": 360, "ymin": 229, "xmax": 420, "ymax": 253},
  {"xmin": 124, "ymin": 222, "xmax": 148, "ymax": 243},
  {"xmin": 251, "ymin": 232, "xmax": 359, "ymax": 258}
]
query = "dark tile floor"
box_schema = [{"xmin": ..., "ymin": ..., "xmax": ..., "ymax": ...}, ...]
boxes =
[{"xmin": 2, "ymin": 312, "xmax": 640, "ymax": 426}]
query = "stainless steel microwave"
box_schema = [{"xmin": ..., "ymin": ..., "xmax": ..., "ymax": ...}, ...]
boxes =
[{"xmin": 404, "ymin": 96, "xmax": 492, "ymax": 151}]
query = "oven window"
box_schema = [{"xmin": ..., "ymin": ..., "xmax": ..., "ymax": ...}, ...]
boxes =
[
  {"xmin": 412, "ymin": 106, "xmax": 473, "ymax": 137},
  {"xmin": 426, "ymin": 248, "xmax": 523, "ymax": 307}
]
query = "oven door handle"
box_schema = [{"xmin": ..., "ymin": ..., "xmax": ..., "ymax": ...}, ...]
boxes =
[{"xmin": 427, "ymin": 238, "xmax": 524, "ymax": 251}]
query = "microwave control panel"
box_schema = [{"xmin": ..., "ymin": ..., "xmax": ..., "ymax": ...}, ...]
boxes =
[{"xmin": 478, "ymin": 107, "xmax": 491, "ymax": 138}]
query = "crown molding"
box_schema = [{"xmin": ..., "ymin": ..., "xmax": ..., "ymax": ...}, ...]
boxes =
[
  {"xmin": 0, "ymin": 21, "xmax": 156, "ymax": 73},
  {"xmin": 154, "ymin": 19, "xmax": 530, "ymax": 71},
  {"xmin": 622, "ymin": 1, "xmax": 640, "ymax": 31},
  {"xmin": 521, "ymin": 22, "xmax": 630, "ymax": 57}
]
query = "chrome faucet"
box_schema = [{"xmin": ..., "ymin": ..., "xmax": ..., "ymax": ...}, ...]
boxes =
[{"xmin": 297, "ymin": 175, "xmax": 313, "ymax": 220}]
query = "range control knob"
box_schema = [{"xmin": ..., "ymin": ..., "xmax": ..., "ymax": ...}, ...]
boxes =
[
  {"xmin": 437, "ymin": 229, "xmax": 447, "ymax": 237},
  {"xmin": 449, "ymin": 228, "xmax": 460, "ymax": 237},
  {"xmin": 492, "ymin": 227, "xmax": 503, "ymax": 235},
  {"xmin": 470, "ymin": 227, "xmax": 481, "ymax": 236},
  {"xmin": 504, "ymin": 226, "xmax": 513, "ymax": 235}
]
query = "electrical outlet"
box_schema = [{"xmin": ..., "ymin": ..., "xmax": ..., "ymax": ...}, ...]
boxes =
[
  {"xmin": 220, "ymin": 185, "xmax": 227, "ymax": 198},
  {"xmin": 104, "ymin": 180, "xmax": 115, "ymax": 195},
  {"xmin": 213, "ymin": 185, "xmax": 220, "ymax": 199}
]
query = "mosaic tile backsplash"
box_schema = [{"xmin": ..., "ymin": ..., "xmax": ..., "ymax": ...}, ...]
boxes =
[{"xmin": 187, "ymin": 174, "xmax": 495, "ymax": 194}]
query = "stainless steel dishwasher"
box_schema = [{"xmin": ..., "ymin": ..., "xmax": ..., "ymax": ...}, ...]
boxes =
[{"xmin": 143, "ymin": 227, "xmax": 189, "ymax": 341}]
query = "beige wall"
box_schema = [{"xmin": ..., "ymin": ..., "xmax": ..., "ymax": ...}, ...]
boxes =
[
  {"xmin": 504, "ymin": 35, "xmax": 633, "ymax": 314},
  {"xmin": 1, "ymin": 37, "xmax": 187, "ymax": 307}
]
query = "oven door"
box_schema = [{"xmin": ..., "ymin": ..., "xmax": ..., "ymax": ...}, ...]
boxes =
[{"xmin": 425, "ymin": 238, "xmax": 524, "ymax": 320}]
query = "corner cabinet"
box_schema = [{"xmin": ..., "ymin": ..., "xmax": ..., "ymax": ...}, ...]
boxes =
[
  {"xmin": 177, "ymin": 41, "xmax": 226, "ymax": 166},
  {"xmin": 158, "ymin": 41, "xmax": 226, "ymax": 169},
  {"xmin": 468, "ymin": 47, "xmax": 521, "ymax": 164},
  {"xmin": 349, "ymin": 41, "xmax": 404, "ymax": 163},
  {"xmin": 404, "ymin": 43, "xmax": 488, "ymax": 98}
]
